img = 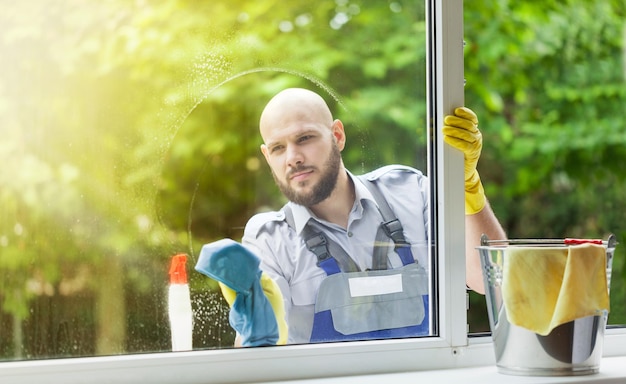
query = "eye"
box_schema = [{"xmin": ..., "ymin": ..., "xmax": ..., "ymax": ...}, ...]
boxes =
[
  {"xmin": 269, "ymin": 144, "xmax": 284, "ymax": 154},
  {"xmin": 297, "ymin": 135, "xmax": 313, "ymax": 143}
]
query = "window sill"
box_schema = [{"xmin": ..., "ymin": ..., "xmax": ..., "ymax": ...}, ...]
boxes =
[
  {"xmin": 1, "ymin": 330, "xmax": 625, "ymax": 384},
  {"xmin": 3, "ymin": 356, "xmax": 626, "ymax": 384}
]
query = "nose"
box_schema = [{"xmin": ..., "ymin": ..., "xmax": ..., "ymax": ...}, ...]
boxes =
[{"xmin": 285, "ymin": 144, "xmax": 303, "ymax": 168}]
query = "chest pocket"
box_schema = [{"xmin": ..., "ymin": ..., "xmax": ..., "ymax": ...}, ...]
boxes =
[{"xmin": 314, "ymin": 263, "xmax": 428, "ymax": 335}]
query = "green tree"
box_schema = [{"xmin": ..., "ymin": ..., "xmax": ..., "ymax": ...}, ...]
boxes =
[{"xmin": 464, "ymin": 0, "xmax": 626, "ymax": 329}]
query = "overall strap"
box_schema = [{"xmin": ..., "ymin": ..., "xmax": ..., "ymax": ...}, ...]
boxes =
[
  {"xmin": 357, "ymin": 176, "xmax": 414, "ymax": 266},
  {"xmin": 283, "ymin": 205, "xmax": 359, "ymax": 275}
]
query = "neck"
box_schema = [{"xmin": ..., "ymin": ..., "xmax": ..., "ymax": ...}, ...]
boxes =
[{"xmin": 309, "ymin": 169, "xmax": 354, "ymax": 229}]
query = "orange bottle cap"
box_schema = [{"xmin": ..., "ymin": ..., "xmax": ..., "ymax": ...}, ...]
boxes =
[{"xmin": 169, "ymin": 254, "xmax": 188, "ymax": 284}]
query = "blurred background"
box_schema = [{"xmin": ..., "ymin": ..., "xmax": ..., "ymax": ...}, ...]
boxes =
[{"xmin": 0, "ymin": 0, "xmax": 624, "ymax": 360}]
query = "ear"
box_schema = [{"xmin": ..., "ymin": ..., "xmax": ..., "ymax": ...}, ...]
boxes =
[
  {"xmin": 260, "ymin": 144, "xmax": 270, "ymax": 163},
  {"xmin": 331, "ymin": 119, "xmax": 346, "ymax": 150}
]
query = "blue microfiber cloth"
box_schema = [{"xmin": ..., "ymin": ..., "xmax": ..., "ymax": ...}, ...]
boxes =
[{"xmin": 195, "ymin": 239, "xmax": 279, "ymax": 347}]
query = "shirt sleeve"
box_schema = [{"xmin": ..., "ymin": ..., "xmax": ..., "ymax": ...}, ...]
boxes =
[{"xmin": 242, "ymin": 212, "xmax": 294, "ymax": 319}]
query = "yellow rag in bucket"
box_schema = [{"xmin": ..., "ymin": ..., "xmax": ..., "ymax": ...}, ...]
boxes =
[{"xmin": 502, "ymin": 243, "xmax": 609, "ymax": 336}]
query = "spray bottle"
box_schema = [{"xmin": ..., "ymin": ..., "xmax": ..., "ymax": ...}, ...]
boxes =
[{"xmin": 168, "ymin": 253, "xmax": 193, "ymax": 351}]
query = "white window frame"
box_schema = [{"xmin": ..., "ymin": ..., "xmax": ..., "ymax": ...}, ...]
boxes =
[{"xmin": 2, "ymin": 1, "xmax": 626, "ymax": 383}]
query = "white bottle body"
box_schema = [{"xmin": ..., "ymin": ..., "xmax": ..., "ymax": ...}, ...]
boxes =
[{"xmin": 168, "ymin": 284, "xmax": 193, "ymax": 351}]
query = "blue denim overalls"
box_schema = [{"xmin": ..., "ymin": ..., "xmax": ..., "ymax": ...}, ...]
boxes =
[{"xmin": 283, "ymin": 176, "xmax": 430, "ymax": 343}]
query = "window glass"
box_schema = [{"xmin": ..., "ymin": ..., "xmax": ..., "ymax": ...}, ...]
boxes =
[
  {"xmin": 463, "ymin": 0, "xmax": 626, "ymax": 333},
  {"xmin": 0, "ymin": 0, "xmax": 428, "ymax": 359}
]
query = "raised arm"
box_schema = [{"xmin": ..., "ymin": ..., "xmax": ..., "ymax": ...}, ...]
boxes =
[{"xmin": 443, "ymin": 107, "xmax": 507, "ymax": 294}]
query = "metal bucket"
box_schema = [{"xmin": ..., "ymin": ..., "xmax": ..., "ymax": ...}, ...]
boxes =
[{"xmin": 477, "ymin": 235, "xmax": 617, "ymax": 376}]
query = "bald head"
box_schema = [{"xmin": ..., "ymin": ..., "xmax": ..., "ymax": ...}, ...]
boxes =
[
  {"xmin": 258, "ymin": 88, "xmax": 348, "ymax": 209},
  {"xmin": 259, "ymin": 88, "xmax": 334, "ymax": 140}
]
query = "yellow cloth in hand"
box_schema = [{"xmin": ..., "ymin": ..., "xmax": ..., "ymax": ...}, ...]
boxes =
[
  {"xmin": 219, "ymin": 273, "xmax": 288, "ymax": 345},
  {"xmin": 502, "ymin": 244, "xmax": 609, "ymax": 336}
]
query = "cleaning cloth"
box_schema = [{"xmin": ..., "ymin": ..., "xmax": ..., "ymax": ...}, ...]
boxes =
[
  {"xmin": 502, "ymin": 243, "xmax": 609, "ymax": 336},
  {"xmin": 195, "ymin": 238, "xmax": 280, "ymax": 346}
]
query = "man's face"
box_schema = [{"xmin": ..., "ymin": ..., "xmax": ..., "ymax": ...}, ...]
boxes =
[
  {"xmin": 272, "ymin": 140, "xmax": 341, "ymax": 206},
  {"xmin": 261, "ymin": 120, "xmax": 344, "ymax": 207}
]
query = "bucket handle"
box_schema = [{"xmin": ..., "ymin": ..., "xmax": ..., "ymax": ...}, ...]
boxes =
[{"xmin": 480, "ymin": 234, "xmax": 617, "ymax": 248}]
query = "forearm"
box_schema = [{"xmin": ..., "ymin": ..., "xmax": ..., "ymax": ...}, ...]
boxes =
[{"xmin": 465, "ymin": 199, "xmax": 506, "ymax": 294}]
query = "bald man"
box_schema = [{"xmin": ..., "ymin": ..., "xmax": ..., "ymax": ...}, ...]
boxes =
[{"xmin": 242, "ymin": 88, "xmax": 505, "ymax": 344}]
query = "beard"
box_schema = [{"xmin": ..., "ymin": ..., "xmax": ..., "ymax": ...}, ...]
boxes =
[{"xmin": 272, "ymin": 142, "xmax": 342, "ymax": 207}]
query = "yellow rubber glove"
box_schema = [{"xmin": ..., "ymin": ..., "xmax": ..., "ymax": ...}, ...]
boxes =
[
  {"xmin": 442, "ymin": 107, "xmax": 486, "ymax": 214},
  {"xmin": 219, "ymin": 273, "xmax": 288, "ymax": 345}
]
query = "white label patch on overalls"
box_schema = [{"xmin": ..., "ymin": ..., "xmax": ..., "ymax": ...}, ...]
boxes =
[{"xmin": 348, "ymin": 274, "xmax": 403, "ymax": 297}]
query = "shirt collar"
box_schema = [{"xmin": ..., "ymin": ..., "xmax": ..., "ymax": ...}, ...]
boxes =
[{"xmin": 287, "ymin": 169, "xmax": 378, "ymax": 235}]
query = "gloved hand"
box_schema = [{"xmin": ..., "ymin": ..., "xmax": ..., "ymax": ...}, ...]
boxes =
[
  {"xmin": 442, "ymin": 107, "xmax": 486, "ymax": 214},
  {"xmin": 219, "ymin": 273, "xmax": 288, "ymax": 345},
  {"xmin": 195, "ymin": 239, "xmax": 288, "ymax": 346}
]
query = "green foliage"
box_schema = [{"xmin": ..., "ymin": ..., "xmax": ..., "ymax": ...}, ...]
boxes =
[
  {"xmin": 0, "ymin": 0, "xmax": 427, "ymax": 358},
  {"xmin": 464, "ymin": 0, "xmax": 626, "ymax": 328}
]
